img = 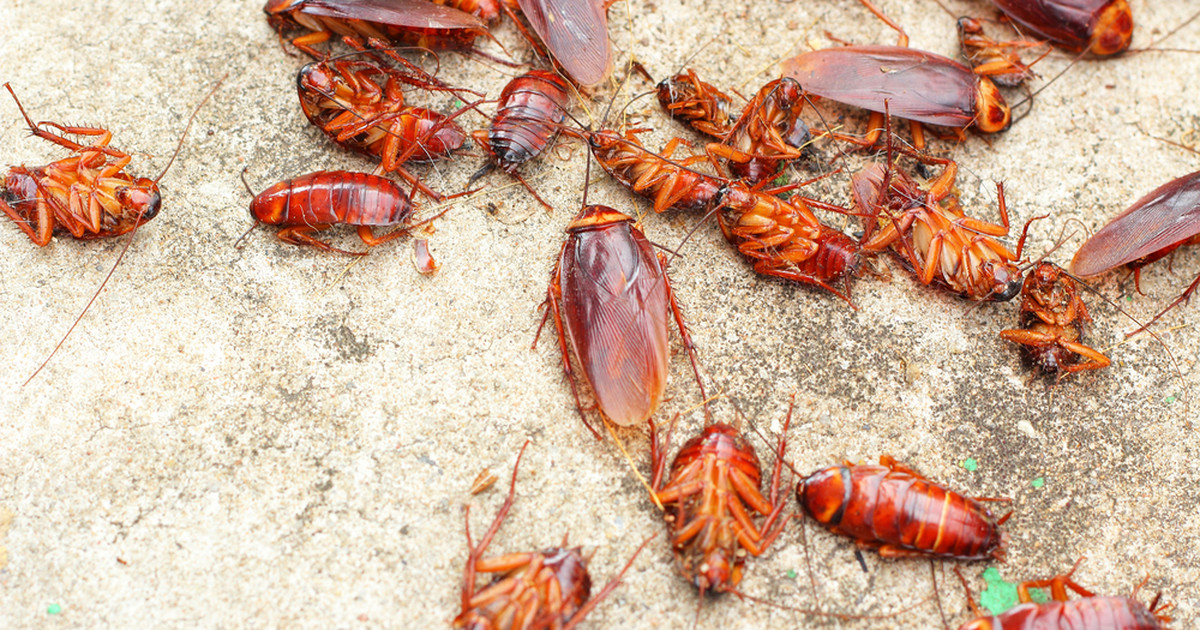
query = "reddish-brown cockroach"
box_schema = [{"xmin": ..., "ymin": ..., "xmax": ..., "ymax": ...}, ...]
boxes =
[
  {"xmin": 584, "ymin": 127, "xmax": 727, "ymax": 214},
  {"xmin": 999, "ymin": 262, "xmax": 1110, "ymax": 380},
  {"xmin": 707, "ymin": 78, "xmax": 810, "ymax": 184},
  {"xmin": 852, "ymin": 158, "xmax": 1031, "ymax": 301},
  {"xmin": 242, "ymin": 170, "xmax": 426, "ymax": 255},
  {"xmin": 536, "ymin": 204, "xmax": 706, "ymax": 437},
  {"xmin": 513, "ymin": 0, "xmax": 613, "ymax": 87},
  {"xmin": 455, "ymin": 442, "xmax": 653, "ymax": 629},
  {"xmin": 656, "ymin": 69, "xmax": 738, "ymax": 140},
  {"xmin": 3, "ymin": 80, "xmax": 222, "ymax": 385},
  {"xmin": 1070, "ymin": 170, "xmax": 1200, "ymax": 332},
  {"xmin": 649, "ymin": 404, "xmax": 792, "ymax": 596},
  {"xmin": 954, "ymin": 559, "xmax": 1172, "ymax": 629},
  {"xmin": 297, "ymin": 57, "xmax": 476, "ymax": 200},
  {"xmin": 797, "ymin": 455, "xmax": 1010, "ymax": 561},
  {"xmin": 957, "ymin": 17, "xmax": 1049, "ymax": 87},
  {"xmin": 264, "ymin": 0, "xmax": 491, "ymax": 57},
  {"xmin": 470, "ymin": 70, "xmax": 572, "ymax": 209},
  {"xmin": 717, "ymin": 181, "xmax": 862, "ymax": 304},
  {"xmin": 781, "ymin": 0, "xmax": 1010, "ymax": 149},
  {"xmin": 987, "ymin": 0, "xmax": 1134, "ymax": 57}
]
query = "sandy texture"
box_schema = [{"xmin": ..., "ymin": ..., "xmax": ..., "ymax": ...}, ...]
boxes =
[{"xmin": 0, "ymin": 0, "xmax": 1198, "ymax": 628}]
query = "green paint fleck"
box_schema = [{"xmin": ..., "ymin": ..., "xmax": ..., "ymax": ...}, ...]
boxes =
[
  {"xmin": 1165, "ymin": 395, "xmax": 1177, "ymax": 404},
  {"xmin": 1126, "ymin": 295, "xmax": 1134, "ymax": 302},
  {"xmin": 47, "ymin": 604, "xmax": 61, "ymax": 615},
  {"xmin": 980, "ymin": 567, "xmax": 1049, "ymax": 615},
  {"xmin": 961, "ymin": 458, "xmax": 978, "ymax": 472},
  {"xmin": 786, "ymin": 569, "xmax": 797, "ymax": 579},
  {"xmin": 1031, "ymin": 477, "xmax": 1045, "ymax": 488},
  {"xmin": 452, "ymin": 99, "xmax": 464, "ymax": 109}
]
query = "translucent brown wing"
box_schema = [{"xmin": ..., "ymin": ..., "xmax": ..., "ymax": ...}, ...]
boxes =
[{"xmin": 517, "ymin": 0, "xmax": 612, "ymax": 87}]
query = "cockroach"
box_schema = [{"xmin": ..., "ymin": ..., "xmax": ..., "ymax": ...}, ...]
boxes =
[
  {"xmin": 469, "ymin": 70, "xmax": 572, "ymax": 210},
  {"xmin": 987, "ymin": 0, "xmax": 1134, "ymax": 57},
  {"xmin": 536, "ymin": 204, "xmax": 706, "ymax": 437},
  {"xmin": 1070, "ymin": 170, "xmax": 1200, "ymax": 333},
  {"xmin": 797, "ymin": 455, "xmax": 1010, "ymax": 561},
  {"xmin": 781, "ymin": 0, "xmax": 1010, "ymax": 149},
  {"xmin": 3, "ymin": 80, "xmax": 221, "ymax": 385},
  {"xmin": 717, "ymin": 181, "xmax": 862, "ymax": 304},
  {"xmin": 999, "ymin": 262, "xmax": 1110, "ymax": 380},
  {"xmin": 264, "ymin": 0, "xmax": 490, "ymax": 57},
  {"xmin": 513, "ymin": 0, "xmax": 613, "ymax": 87},
  {"xmin": 455, "ymin": 442, "xmax": 653, "ymax": 629},
  {"xmin": 584, "ymin": 127, "xmax": 727, "ymax": 214},
  {"xmin": 954, "ymin": 559, "xmax": 1172, "ymax": 629},
  {"xmin": 242, "ymin": 170, "xmax": 424, "ymax": 255},
  {"xmin": 656, "ymin": 69, "xmax": 738, "ymax": 140},
  {"xmin": 649, "ymin": 404, "xmax": 792, "ymax": 596},
  {"xmin": 957, "ymin": 17, "xmax": 1048, "ymax": 88},
  {"xmin": 297, "ymin": 57, "xmax": 476, "ymax": 200},
  {"xmin": 706, "ymin": 78, "xmax": 809, "ymax": 184},
  {"xmin": 852, "ymin": 159, "xmax": 1031, "ymax": 301}
]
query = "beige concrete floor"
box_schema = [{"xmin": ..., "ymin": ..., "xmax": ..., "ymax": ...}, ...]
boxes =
[{"xmin": 0, "ymin": 0, "xmax": 1198, "ymax": 627}]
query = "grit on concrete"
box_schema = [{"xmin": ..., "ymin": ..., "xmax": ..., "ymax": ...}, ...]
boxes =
[{"xmin": 1, "ymin": 0, "xmax": 1198, "ymax": 628}]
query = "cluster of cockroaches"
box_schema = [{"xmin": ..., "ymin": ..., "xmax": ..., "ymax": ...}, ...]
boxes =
[{"xmin": 2, "ymin": 0, "xmax": 1197, "ymax": 627}]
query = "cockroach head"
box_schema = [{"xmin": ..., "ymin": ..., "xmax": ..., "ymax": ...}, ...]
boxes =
[
  {"xmin": 117, "ymin": 179, "xmax": 162, "ymax": 221},
  {"xmin": 694, "ymin": 548, "xmax": 735, "ymax": 594},
  {"xmin": 982, "ymin": 262, "xmax": 1023, "ymax": 302}
]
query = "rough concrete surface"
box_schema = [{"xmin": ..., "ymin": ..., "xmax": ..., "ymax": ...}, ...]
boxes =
[{"xmin": 1, "ymin": 0, "xmax": 1198, "ymax": 628}]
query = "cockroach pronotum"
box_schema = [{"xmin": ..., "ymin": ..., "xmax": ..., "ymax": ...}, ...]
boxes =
[
  {"xmin": 3, "ymin": 80, "xmax": 221, "ymax": 385},
  {"xmin": 954, "ymin": 559, "xmax": 1172, "ymax": 629},
  {"xmin": 797, "ymin": 455, "xmax": 1009, "ymax": 561},
  {"xmin": 781, "ymin": 0, "xmax": 1010, "ymax": 149},
  {"xmin": 297, "ymin": 57, "xmax": 474, "ymax": 201},
  {"xmin": 999, "ymin": 262, "xmax": 1111, "ymax": 381},
  {"xmin": 470, "ymin": 70, "xmax": 572, "ymax": 210},
  {"xmin": 264, "ymin": 0, "xmax": 491, "ymax": 57},
  {"xmin": 455, "ymin": 442, "xmax": 653, "ymax": 629},
  {"xmin": 706, "ymin": 78, "xmax": 809, "ymax": 184},
  {"xmin": 956, "ymin": 17, "xmax": 1048, "ymax": 88},
  {"xmin": 514, "ymin": 0, "xmax": 613, "ymax": 87},
  {"xmin": 656, "ymin": 69, "xmax": 738, "ymax": 140},
  {"xmin": 852, "ymin": 159, "xmax": 1030, "ymax": 302},
  {"xmin": 986, "ymin": 0, "xmax": 1134, "ymax": 57},
  {"xmin": 1070, "ymin": 170, "xmax": 1200, "ymax": 333},
  {"xmin": 536, "ymin": 204, "xmax": 706, "ymax": 437},
  {"xmin": 242, "ymin": 170, "xmax": 425, "ymax": 255},
  {"xmin": 649, "ymin": 404, "xmax": 791, "ymax": 596}
]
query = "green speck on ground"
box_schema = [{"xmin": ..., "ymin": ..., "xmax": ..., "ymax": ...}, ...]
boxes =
[
  {"xmin": 786, "ymin": 569, "xmax": 797, "ymax": 579},
  {"xmin": 1166, "ymin": 395, "xmax": 1177, "ymax": 404},
  {"xmin": 961, "ymin": 458, "xmax": 978, "ymax": 472},
  {"xmin": 980, "ymin": 567, "xmax": 1050, "ymax": 615},
  {"xmin": 1032, "ymin": 477, "xmax": 1045, "ymax": 488},
  {"xmin": 47, "ymin": 604, "xmax": 61, "ymax": 615}
]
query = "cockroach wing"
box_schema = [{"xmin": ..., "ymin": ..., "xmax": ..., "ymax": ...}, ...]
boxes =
[
  {"xmin": 989, "ymin": 0, "xmax": 1103, "ymax": 51},
  {"xmin": 1071, "ymin": 171, "xmax": 1200, "ymax": 276},
  {"xmin": 517, "ymin": 0, "xmax": 612, "ymax": 87},
  {"xmin": 560, "ymin": 224, "xmax": 670, "ymax": 426},
  {"xmin": 305, "ymin": 0, "xmax": 489, "ymax": 34},
  {"xmin": 782, "ymin": 46, "xmax": 977, "ymax": 129}
]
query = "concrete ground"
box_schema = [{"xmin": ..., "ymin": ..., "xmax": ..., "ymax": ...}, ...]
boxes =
[{"xmin": 1, "ymin": 0, "xmax": 1198, "ymax": 628}]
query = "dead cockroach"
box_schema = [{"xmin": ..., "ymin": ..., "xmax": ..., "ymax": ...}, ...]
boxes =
[
  {"xmin": 264, "ymin": 0, "xmax": 491, "ymax": 57},
  {"xmin": 455, "ymin": 442, "xmax": 653, "ymax": 629},
  {"xmin": 999, "ymin": 262, "xmax": 1110, "ymax": 380},
  {"xmin": 1070, "ymin": 170, "xmax": 1200, "ymax": 333},
  {"xmin": 513, "ymin": 0, "xmax": 613, "ymax": 87},
  {"xmin": 469, "ymin": 70, "xmax": 572, "ymax": 210},
  {"xmin": 707, "ymin": 78, "xmax": 810, "ymax": 184},
  {"xmin": 656, "ymin": 69, "xmax": 738, "ymax": 140},
  {"xmin": 584, "ymin": 127, "xmax": 727, "ymax": 214},
  {"xmin": 649, "ymin": 404, "xmax": 792, "ymax": 597},
  {"xmin": 987, "ymin": 0, "xmax": 1134, "ymax": 57},
  {"xmin": 797, "ymin": 455, "xmax": 1010, "ymax": 561},
  {"xmin": 957, "ymin": 17, "xmax": 1049, "ymax": 88},
  {"xmin": 717, "ymin": 181, "xmax": 862, "ymax": 304},
  {"xmin": 954, "ymin": 558, "xmax": 1171, "ymax": 629},
  {"xmin": 852, "ymin": 158, "xmax": 1032, "ymax": 302},
  {"xmin": 3, "ymin": 80, "xmax": 220, "ymax": 385},
  {"xmin": 781, "ymin": 0, "xmax": 1010, "ymax": 149},
  {"xmin": 536, "ymin": 204, "xmax": 706, "ymax": 437},
  {"xmin": 241, "ymin": 170, "xmax": 437, "ymax": 255},
  {"xmin": 297, "ymin": 57, "xmax": 476, "ymax": 200}
]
